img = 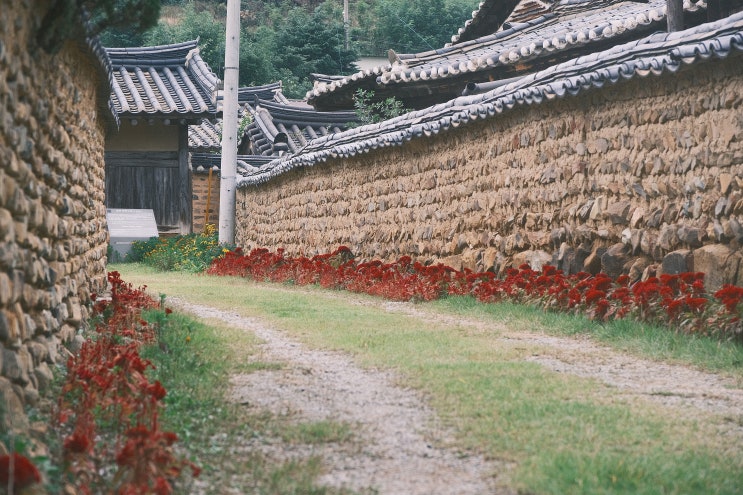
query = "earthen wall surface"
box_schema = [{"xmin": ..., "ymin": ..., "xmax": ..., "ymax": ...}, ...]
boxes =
[
  {"xmin": 0, "ymin": 1, "xmax": 109, "ymax": 433},
  {"xmin": 192, "ymin": 172, "xmax": 220, "ymax": 233}
]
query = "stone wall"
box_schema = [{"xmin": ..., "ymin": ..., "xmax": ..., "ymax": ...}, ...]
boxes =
[
  {"xmin": 192, "ymin": 172, "xmax": 220, "ymax": 233},
  {"xmin": 0, "ymin": 2, "xmax": 109, "ymax": 434},
  {"xmin": 236, "ymin": 54, "xmax": 743, "ymax": 292}
]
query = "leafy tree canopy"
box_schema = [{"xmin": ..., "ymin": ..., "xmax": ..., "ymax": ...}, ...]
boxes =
[{"xmin": 38, "ymin": 0, "xmax": 161, "ymax": 53}]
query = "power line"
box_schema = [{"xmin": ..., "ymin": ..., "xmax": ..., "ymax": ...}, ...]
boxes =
[{"xmin": 390, "ymin": 9, "xmax": 436, "ymax": 51}]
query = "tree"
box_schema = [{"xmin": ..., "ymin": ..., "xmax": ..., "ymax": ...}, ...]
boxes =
[
  {"xmin": 144, "ymin": 2, "xmax": 226, "ymax": 71},
  {"xmin": 352, "ymin": 89, "xmax": 409, "ymax": 125},
  {"xmin": 38, "ymin": 0, "xmax": 161, "ymax": 53},
  {"xmin": 368, "ymin": 0, "xmax": 475, "ymax": 55},
  {"xmin": 269, "ymin": 1, "xmax": 358, "ymax": 96}
]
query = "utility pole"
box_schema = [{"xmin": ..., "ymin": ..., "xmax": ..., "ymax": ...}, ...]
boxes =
[
  {"xmin": 344, "ymin": 0, "xmax": 350, "ymax": 51},
  {"xmin": 219, "ymin": 0, "xmax": 240, "ymax": 245}
]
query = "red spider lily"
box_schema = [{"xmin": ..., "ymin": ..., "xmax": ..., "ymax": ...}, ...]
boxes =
[
  {"xmin": 57, "ymin": 273, "xmax": 198, "ymax": 493},
  {"xmin": 0, "ymin": 453, "xmax": 42, "ymax": 490},
  {"xmin": 207, "ymin": 247, "xmax": 743, "ymax": 340},
  {"xmin": 715, "ymin": 285, "xmax": 743, "ymax": 313}
]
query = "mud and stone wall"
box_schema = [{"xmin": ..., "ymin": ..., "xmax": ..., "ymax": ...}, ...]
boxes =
[
  {"xmin": 192, "ymin": 172, "xmax": 221, "ymax": 233},
  {"xmin": 0, "ymin": 2, "xmax": 109, "ymax": 434},
  {"xmin": 236, "ymin": 54, "xmax": 743, "ymax": 292}
]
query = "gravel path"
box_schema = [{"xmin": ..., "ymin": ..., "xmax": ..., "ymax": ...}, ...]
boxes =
[
  {"xmin": 167, "ymin": 292, "xmax": 743, "ymax": 494},
  {"xmin": 168, "ymin": 297, "xmax": 511, "ymax": 495}
]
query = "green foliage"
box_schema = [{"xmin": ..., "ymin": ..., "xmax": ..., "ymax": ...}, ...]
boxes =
[
  {"xmin": 357, "ymin": 0, "xmax": 477, "ymax": 55},
  {"xmin": 38, "ymin": 0, "xmax": 161, "ymax": 53},
  {"xmin": 127, "ymin": 236, "xmax": 161, "ymax": 262},
  {"xmin": 242, "ymin": 1, "xmax": 359, "ymax": 98},
  {"xmin": 352, "ymin": 89, "xmax": 409, "ymax": 125},
  {"xmin": 144, "ymin": 2, "xmax": 226, "ymax": 69},
  {"xmin": 131, "ymin": 225, "xmax": 229, "ymax": 272}
]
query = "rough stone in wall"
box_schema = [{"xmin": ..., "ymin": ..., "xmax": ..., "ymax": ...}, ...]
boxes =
[
  {"xmin": 0, "ymin": 1, "xmax": 109, "ymax": 435},
  {"xmin": 236, "ymin": 54, "xmax": 743, "ymax": 295}
]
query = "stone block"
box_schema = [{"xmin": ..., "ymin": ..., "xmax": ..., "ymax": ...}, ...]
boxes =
[
  {"xmin": 34, "ymin": 361, "xmax": 54, "ymax": 392},
  {"xmin": 2, "ymin": 346, "xmax": 31, "ymax": 385},
  {"xmin": 693, "ymin": 244, "xmax": 742, "ymax": 292},
  {"xmin": 601, "ymin": 243, "xmax": 628, "ymax": 278},
  {"xmin": 583, "ymin": 246, "xmax": 607, "ymax": 275},
  {"xmin": 677, "ymin": 226, "xmax": 705, "ymax": 248},
  {"xmin": 605, "ymin": 200, "xmax": 631, "ymax": 225},
  {"xmin": 0, "ymin": 376, "xmax": 28, "ymax": 432},
  {"xmin": 66, "ymin": 297, "xmax": 82, "ymax": 325},
  {"xmin": 658, "ymin": 224, "xmax": 680, "ymax": 251},
  {"xmin": 0, "ymin": 207, "xmax": 14, "ymax": 242},
  {"xmin": 660, "ymin": 249, "xmax": 693, "ymax": 276}
]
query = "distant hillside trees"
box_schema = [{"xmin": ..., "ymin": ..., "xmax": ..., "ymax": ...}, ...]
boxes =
[
  {"xmin": 356, "ymin": 0, "xmax": 476, "ymax": 55},
  {"xmin": 99, "ymin": 0, "xmax": 478, "ymax": 98}
]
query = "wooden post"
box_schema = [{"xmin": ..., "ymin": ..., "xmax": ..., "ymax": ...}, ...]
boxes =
[
  {"xmin": 666, "ymin": 0, "xmax": 684, "ymax": 32},
  {"xmin": 205, "ymin": 167, "xmax": 213, "ymax": 230}
]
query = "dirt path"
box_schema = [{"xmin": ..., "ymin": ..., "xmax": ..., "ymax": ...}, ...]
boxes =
[
  {"xmin": 168, "ymin": 297, "xmax": 512, "ymax": 495},
  {"xmin": 167, "ymin": 291, "xmax": 743, "ymax": 493}
]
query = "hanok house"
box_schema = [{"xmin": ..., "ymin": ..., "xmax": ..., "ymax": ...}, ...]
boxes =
[
  {"xmin": 305, "ymin": 0, "xmax": 724, "ymax": 111},
  {"xmin": 105, "ymin": 40, "xmax": 219, "ymax": 235},
  {"xmin": 187, "ymin": 82, "xmax": 358, "ymax": 231}
]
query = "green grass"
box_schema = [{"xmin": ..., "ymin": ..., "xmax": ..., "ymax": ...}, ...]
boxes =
[
  {"xmin": 114, "ymin": 264, "xmax": 743, "ymax": 495},
  {"xmin": 430, "ymin": 296, "xmax": 743, "ymax": 379}
]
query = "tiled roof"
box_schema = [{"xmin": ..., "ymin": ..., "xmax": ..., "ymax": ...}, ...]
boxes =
[
  {"xmin": 245, "ymin": 98, "xmax": 358, "ymax": 156},
  {"xmin": 238, "ymin": 82, "xmax": 289, "ymax": 104},
  {"xmin": 188, "ymin": 116, "xmax": 226, "ymax": 150},
  {"xmin": 306, "ymin": 0, "xmax": 708, "ymax": 109},
  {"xmin": 241, "ymin": 11, "xmax": 743, "ymax": 187},
  {"xmin": 106, "ymin": 39, "xmax": 219, "ymax": 117},
  {"xmin": 189, "ymin": 83, "xmax": 291, "ymax": 150},
  {"xmin": 190, "ymin": 152, "xmax": 275, "ymax": 174},
  {"xmin": 449, "ymin": 0, "xmax": 523, "ymax": 45}
]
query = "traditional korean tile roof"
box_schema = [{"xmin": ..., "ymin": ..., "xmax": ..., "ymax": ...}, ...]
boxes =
[
  {"xmin": 238, "ymin": 82, "xmax": 289, "ymax": 105},
  {"xmin": 106, "ymin": 39, "xmax": 219, "ymax": 118},
  {"xmin": 190, "ymin": 152, "xmax": 275, "ymax": 174},
  {"xmin": 189, "ymin": 82, "xmax": 290, "ymax": 151},
  {"xmin": 306, "ymin": 0, "xmax": 708, "ymax": 110},
  {"xmin": 449, "ymin": 0, "xmax": 523, "ymax": 45},
  {"xmin": 240, "ymin": 11, "xmax": 743, "ymax": 187},
  {"xmin": 244, "ymin": 98, "xmax": 358, "ymax": 156},
  {"xmin": 188, "ymin": 116, "xmax": 226, "ymax": 151}
]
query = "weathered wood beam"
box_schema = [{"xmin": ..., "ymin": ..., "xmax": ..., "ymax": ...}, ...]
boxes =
[{"xmin": 666, "ymin": 0, "xmax": 684, "ymax": 32}]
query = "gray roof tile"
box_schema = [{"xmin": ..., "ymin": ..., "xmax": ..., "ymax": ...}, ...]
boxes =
[
  {"xmin": 106, "ymin": 40, "xmax": 219, "ymax": 117},
  {"xmin": 306, "ymin": 0, "xmax": 708, "ymax": 107}
]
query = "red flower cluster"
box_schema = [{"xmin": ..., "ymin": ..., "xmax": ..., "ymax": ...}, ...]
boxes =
[
  {"xmin": 57, "ymin": 271, "xmax": 199, "ymax": 494},
  {"xmin": 208, "ymin": 247, "xmax": 743, "ymax": 341},
  {"xmin": 0, "ymin": 453, "xmax": 42, "ymax": 491}
]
